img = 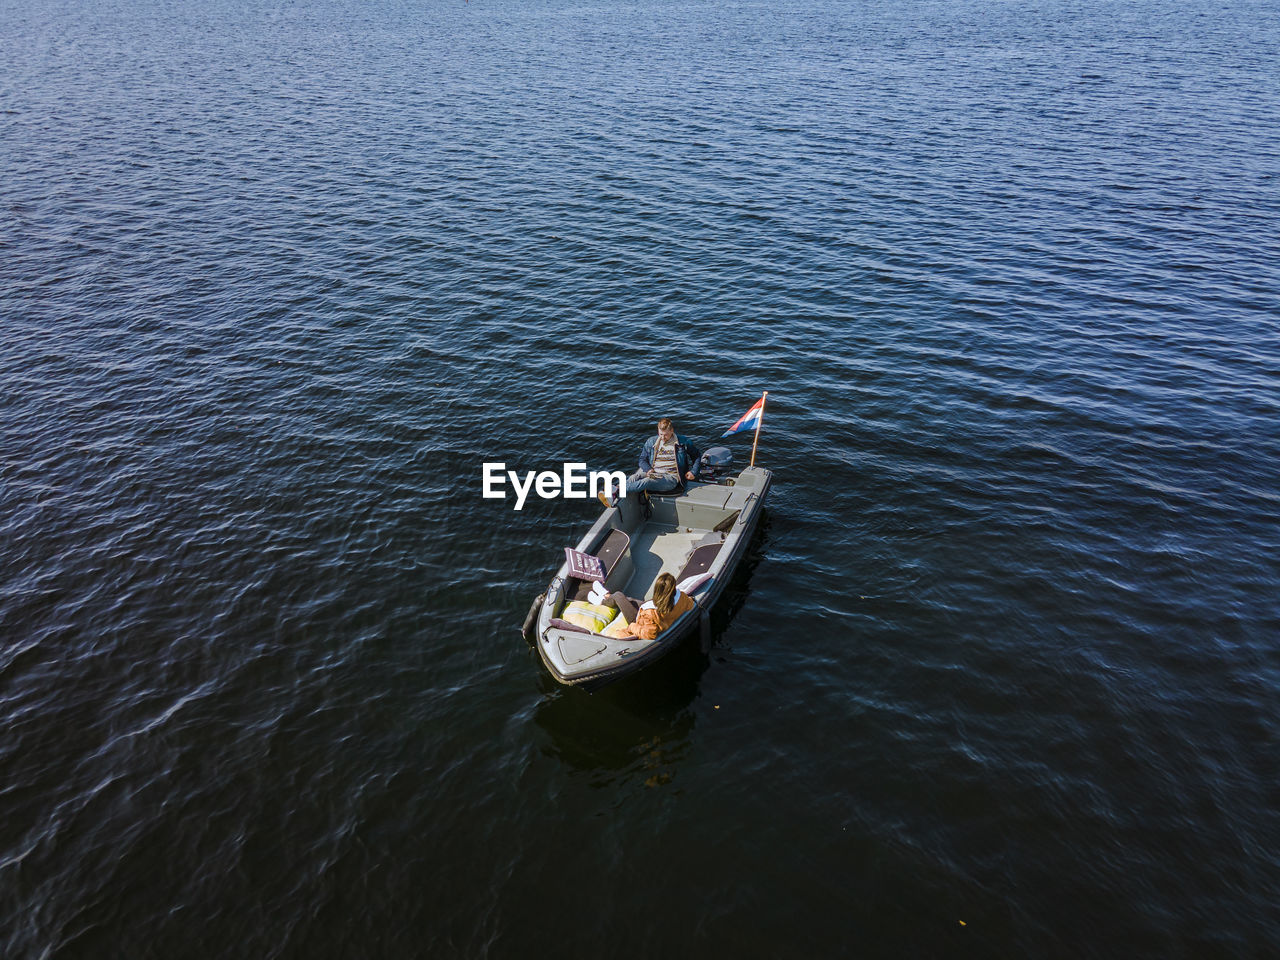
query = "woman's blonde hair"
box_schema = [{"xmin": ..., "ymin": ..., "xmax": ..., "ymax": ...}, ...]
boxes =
[{"xmin": 652, "ymin": 573, "xmax": 677, "ymax": 613}]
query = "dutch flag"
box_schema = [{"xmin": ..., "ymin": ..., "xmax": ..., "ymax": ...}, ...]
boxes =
[{"xmin": 722, "ymin": 394, "xmax": 766, "ymax": 438}]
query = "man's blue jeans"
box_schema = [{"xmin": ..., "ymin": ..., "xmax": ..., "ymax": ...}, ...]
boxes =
[{"xmin": 625, "ymin": 470, "xmax": 679, "ymax": 497}]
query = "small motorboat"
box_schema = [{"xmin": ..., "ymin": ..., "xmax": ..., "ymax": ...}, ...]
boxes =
[{"xmin": 521, "ymin": 450, "xmax": 771, "ymax": 690}]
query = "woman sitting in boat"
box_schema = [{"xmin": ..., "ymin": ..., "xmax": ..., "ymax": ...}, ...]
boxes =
[{"xmin": 617, "ymin": 573, "xmax": 694, "ymax": 641}]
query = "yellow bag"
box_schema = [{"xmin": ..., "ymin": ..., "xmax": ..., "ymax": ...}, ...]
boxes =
[{"xmin": 562, "ymin": 600, "xmax": 616, "ymax": 633}]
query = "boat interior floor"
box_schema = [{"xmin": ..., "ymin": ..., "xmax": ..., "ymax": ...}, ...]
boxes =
[{"xmin": 624, "ymin": 522, "xmax": 706, "ymax": 597}]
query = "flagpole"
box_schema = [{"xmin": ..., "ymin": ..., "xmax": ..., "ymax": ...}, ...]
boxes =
[{"xmin": 749, "ymin": 391, "xmax": 768, "ymax": 468}]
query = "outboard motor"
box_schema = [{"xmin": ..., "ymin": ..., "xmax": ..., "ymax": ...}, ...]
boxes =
[{"xmin": 699, "ymin": 446, "xmax": 734, "ymax": 482}]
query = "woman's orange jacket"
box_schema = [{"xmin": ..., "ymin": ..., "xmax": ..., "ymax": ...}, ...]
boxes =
[{"xmin": 627, "ymin": 592, "xmax": 695, "ymax": 640}]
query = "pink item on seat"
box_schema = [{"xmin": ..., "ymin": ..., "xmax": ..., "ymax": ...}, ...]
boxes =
[{"xmin": 564, "ymin": 547, "xmax": 605, "ymax": 581}]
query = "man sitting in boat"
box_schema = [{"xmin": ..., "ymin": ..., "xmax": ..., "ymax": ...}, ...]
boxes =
[
  {"xmin": 599, "ymin": 417, "xmax": 702, "ymax": 507},
  {"xmin": 617, "ymin": 573, "xmax": 694, "ymax": 640}
]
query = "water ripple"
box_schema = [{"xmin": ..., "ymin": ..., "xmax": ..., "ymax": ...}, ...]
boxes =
[{"xmin": 4, "ymin": 0, "xmax": 1280, "ymax": 956}]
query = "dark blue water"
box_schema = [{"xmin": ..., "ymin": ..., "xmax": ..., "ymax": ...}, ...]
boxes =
[{"xmin": 3, "ymin": 0, "xmax": 1279, "ymax": 956}]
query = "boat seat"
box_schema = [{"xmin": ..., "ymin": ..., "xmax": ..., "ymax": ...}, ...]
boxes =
[
  {"xmin": 646, "ymin": 485, "xmax": 684, "ymax": 498},
  {"xmin": 570, "ymin": 528, "xmax": 631, "ymax": 602},
  {"xmin": 594, "ymin": 528, "xmax": 630, "ymax": 574},
  {"xmin": 676, "ymin": 541, "xmax": 722, "ymax": 583}
]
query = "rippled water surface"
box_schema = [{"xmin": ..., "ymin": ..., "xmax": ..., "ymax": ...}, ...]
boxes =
[{"xmin": 3, "ymin": 0, "xmax": 1279, "ymax": 956}]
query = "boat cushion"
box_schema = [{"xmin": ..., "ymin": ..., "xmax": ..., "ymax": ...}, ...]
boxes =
[
  {"xmin": 677, "ymin": 572, "xmax": 713, "ymax": 594},
  {"xmin": 676, "ymin": 542, "xmax": 722, "ymax": 583},
  {"xmin": 595, "ymin": 528, "xmax": 630, "ymax": 571},
  {"xmin": 561, "ymin": 600, "xmax": 617, "ymax": 633},
  {"xmin": 548, "ymin": 618, "xmax": 592, "ymax": 635},
  {"xmin": 601, "ymin": 610, "xmax": 631, "ymax": 638}
]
